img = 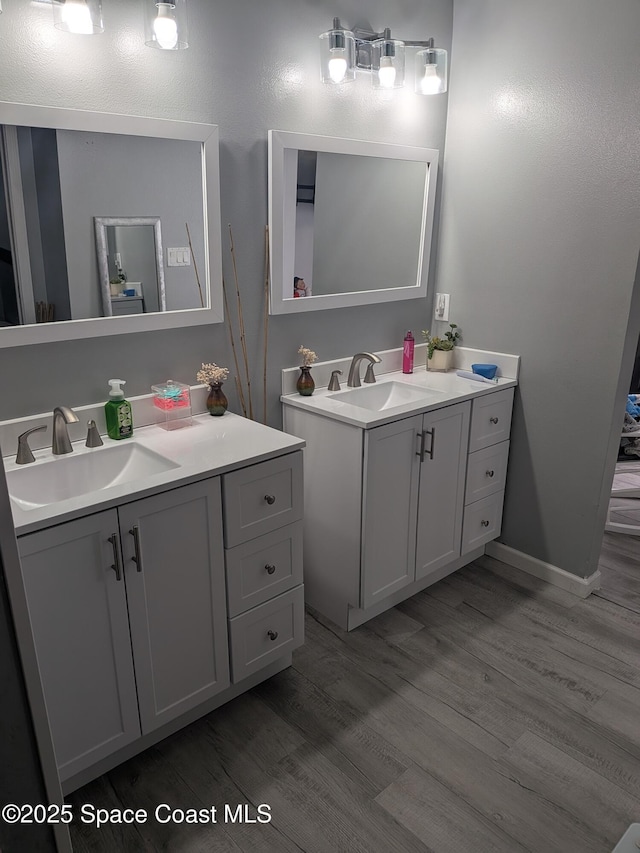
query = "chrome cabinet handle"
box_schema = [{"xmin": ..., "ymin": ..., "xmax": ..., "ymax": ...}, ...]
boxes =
[
  {"xmin": 267, "ymin": 630, "xmax": 278, "ymax": 641},
  {"xmin": 490, "ymin": 416, "xmax": 499, "ymax": 424},
  {"xmin": 416, "ymin": 431, "xmax": 426, "ymax": 462},
  {"xmin": 129, "ymin": 525, "xmax": 143, "ymax": 572},
  {"xmin": 486, "ymin": 469, "xmax": 495, "ymax": 478},
  {"xmin": 265, "ymin": 563, "xmax": 276, "ymax": 575},
  {"xmin": 108, "ymin": 533, "xmax": 122, "ymax": 581},
  {"xmin": 264, "ymin": 494, "xmax": 276, "ymax": 505},
  {"xmin": 481, "ymin": 519, "xmax": 490, "ymax": 527},
  {"xmin": 426, "ymin": 428, "xmax": 435, "ymax": 460}
]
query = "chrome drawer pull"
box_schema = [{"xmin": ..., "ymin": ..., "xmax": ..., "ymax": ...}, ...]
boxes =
[
  {"xmin": 481, "ymin": 519, "xmax": 490, "ymax": 527},
  {"xmin": 108, "ymin": 533, "xmax": 122, "ymax": 581},
  {"xmin": 267, "ymin": 630, "xmax": 278, "ymax": 641},
  {"xmin": 265, "ymin": 563, "xmax": 276, "ymax": 575},
  {"xmin": 129, "ymin": 525, "xmax": 143, "ymax": 572},
  {"xmin": 490, "ymin": 416, "xmax": 499, "ymax": 424},
  {"xmin": 264, "ymin": 494, "xmax": 276, "ymax": 505},
  {"xmin": 486, "ymin": 469, "xmax": 495, "ymax": 478}
]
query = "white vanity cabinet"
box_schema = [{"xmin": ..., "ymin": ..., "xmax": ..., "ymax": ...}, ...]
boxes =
[
  {"xmin": 15, "ymin": 445, "xmax": 305, "ymax": 791},
  {"xmin": 18, "ymin": 478, "xmax": 229, "ymax": 783},
  {"xmin": 283, "ymin": 385, "xmax": 513, "ymax": 631},
  {"xmin": 361, "ymin": 402, "xmax": 470, "ymax": 608}
]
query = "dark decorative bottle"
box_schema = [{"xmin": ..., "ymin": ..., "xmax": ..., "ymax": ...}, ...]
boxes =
[
  {"xmin": 206, "ymin": 383, "xmax": 228, "ymax": 416},
  {"xmin": 296, "ymin": 366, "xmax": 315, "ymax": 396}
]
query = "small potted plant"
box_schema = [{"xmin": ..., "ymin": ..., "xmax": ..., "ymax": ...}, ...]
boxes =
[
  {"xmin": 297, "ymin": 345, "xmax": 318, "ymax": 395},
  {"xmin": 422, "ymin": 323, "xmax": 461, "ymax": 371}
]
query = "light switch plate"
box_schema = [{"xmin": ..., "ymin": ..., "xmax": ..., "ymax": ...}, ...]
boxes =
[
  {"xmin": 167, "ymin": 247, "xmax": 191, "ymax": 267},
  {"xmin": 434, "ymin": 293, "xmax": 450, "ymax": 321}
]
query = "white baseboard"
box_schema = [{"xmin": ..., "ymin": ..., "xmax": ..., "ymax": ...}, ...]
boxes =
[{"xmin": 485, "ymin": 541, "xmax": 601, "ymax": 599}]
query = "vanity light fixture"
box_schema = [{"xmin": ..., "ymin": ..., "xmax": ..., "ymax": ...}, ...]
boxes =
[
  {"xmin": 320, "ymin": 18, "xmax": 447, "ymax": 94},
  {"xmin": 53, "ymin": 0, "xmax": 104, "ymax": 35},
  {"xmin": 144, "ymin": 0, "xmax": 188, "ymax": 50}
]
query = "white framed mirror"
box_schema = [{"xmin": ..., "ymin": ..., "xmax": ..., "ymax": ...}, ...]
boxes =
[
  {"xmin": 268, "ymin": 130, "xmax": 439, "ymax": 314},
  {"xmin": 0, "ymin": 102, "xmax": 223, "ymax": 347}
]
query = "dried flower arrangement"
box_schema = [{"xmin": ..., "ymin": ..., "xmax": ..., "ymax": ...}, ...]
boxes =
[
  {"xmin": 196, "ymin": 362, "xmax": 230, "ymax": 386},
  {"xmin": 298, "ymin": 346, "xmax": 318, "ymax": 367}
]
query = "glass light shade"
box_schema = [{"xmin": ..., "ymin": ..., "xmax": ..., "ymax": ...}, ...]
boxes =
[
  {"xmin": 53, "ymin": 0, "xmax": 103, "ymax": 35},
  {"xmin": 319, "ymin": 23, "xmax": 356, "ymax": 84},
  {"xmin": 144, "ymin": 0, "xmax": 189, "ymax": 50},
  {"xmin": 372, "ymin": 38, "xmax": 405, "ymax": 89},
  {"xmin": 415, "ymin": 47, "xmax": 448, "ymax": 95}
]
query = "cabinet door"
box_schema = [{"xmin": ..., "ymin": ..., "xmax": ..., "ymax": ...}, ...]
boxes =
[
  {"xmin": 416, "ymin": 402, "xmax": 471, "ymax": 580},
  {"xmin": 361, "ymin": 415, "xmax": 422, "ymax": 609},
  {"xmin": 119, "ymin": 479, "xmax": 230, "ymax": 734},
  {"xmin": 18, "ymin": 511, "xmax": 140, "ymax": 782}
]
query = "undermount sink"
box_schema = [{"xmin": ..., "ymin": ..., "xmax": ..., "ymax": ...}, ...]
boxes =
[
  {"xmin": 329, "ymin": 381, "xmax": 444, "ymax": 412},
  {"xmin": 6, "ymin": 442, "xmax": 180, "ymax": 510}
]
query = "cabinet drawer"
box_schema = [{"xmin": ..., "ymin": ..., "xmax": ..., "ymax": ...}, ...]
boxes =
[
  {"xmin": 468, "ymin": 388, "xmax": 514, "ymax": 452},
  {"xmin": 223, "ymin": 452, "xmax": 303, "ymax": 547},
  {"xmin": 461, "ymin": 491, "xmax": 504, "ymax": 554},
  {"xmin": 228, "ymin": 586, "xmax": 304, "ymax": 683},
  {"xmin": 465, "ymin": 441, "xmax": 510, "ymax": 505},
  {"xmin": 225, "ymin": 522, "xmax": 303, "ymax": 617}
]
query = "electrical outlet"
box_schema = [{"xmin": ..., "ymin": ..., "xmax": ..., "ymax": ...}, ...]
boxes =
[{"xmin": 434, "ymin": 293, "xmax": 450, "ymax": 321}]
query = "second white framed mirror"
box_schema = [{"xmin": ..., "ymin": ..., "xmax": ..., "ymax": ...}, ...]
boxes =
[{"xmin": 268, "ymin": 130, "xmax": 439, "ymax": 314}]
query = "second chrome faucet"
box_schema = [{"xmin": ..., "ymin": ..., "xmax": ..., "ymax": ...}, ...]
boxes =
[{"xmin": 346, "ymin": 352, "xmax": 382, "ymax": 388}]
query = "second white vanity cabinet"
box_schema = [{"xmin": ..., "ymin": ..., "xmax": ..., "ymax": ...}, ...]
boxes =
[
  {"xmin": 19, "ymin": 478, "xmax": 230, "ymax": 783},
  {"xmin": 283, "ymin": 383, "xmax": 514, "ymax": 631}
]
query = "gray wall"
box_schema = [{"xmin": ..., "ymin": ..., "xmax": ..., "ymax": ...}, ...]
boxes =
[
  {"xmin": 436, "ymin": 0, "xmax": 640, "ymax": 577},
  {"xmin": 0, "ymin": 0, "xmax": 451, "ymax": 425}
]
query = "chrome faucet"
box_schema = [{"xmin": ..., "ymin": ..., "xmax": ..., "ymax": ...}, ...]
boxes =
[
  {"xmin": 52, "ymin": 406, "xmax": 79, "ymax": 455},
  {"xmin": 347, "ymin": 352, "xmax": 382, "ymax": 388}
]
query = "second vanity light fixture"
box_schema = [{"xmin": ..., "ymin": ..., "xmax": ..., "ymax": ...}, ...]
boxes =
[
  {"xmin": 52, "ymin": 0, "xmax": 189, "ymax": 49},
  {"xmin": 320, "ymin": 18, "xmax": 448, "ymax": 94}
]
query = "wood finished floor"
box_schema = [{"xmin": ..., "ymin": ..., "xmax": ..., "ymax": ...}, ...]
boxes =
[{"xmin": 68, "ymin": 534, "xmax": 640, "ymax": 852}]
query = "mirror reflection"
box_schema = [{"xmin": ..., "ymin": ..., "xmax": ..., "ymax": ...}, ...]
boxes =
[
  {"xmin": 293, "ymin": 150, "xmax": 428, "ymax": 299},
  {"xmin": 0, "ymin": 127, "xmax": 206, "ymax": 327},
  {"xmin": 95, "ymin": 217, "xmax": 166, "ymax": 316}
]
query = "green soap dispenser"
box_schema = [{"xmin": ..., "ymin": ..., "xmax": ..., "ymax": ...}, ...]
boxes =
[{"xmin": 105, "ymin": 379, "xmax": 133, "ymax": 440}]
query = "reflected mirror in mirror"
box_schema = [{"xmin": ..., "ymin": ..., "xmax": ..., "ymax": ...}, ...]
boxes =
[
  {"xmin": 0, "ymin": 103, "xmax": 223, "ymax": 347},
  {"xmin": 95, "ymin": 217, "xmax": 167, "ymax": 317},
  {"xmin": 269, "ymin": 130, "xmax": 439, "ymax": 314}
]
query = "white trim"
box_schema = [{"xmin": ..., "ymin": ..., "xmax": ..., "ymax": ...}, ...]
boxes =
[{"xmin": 485, "ymin": 541, "xmax": 601, "ymax": 599}]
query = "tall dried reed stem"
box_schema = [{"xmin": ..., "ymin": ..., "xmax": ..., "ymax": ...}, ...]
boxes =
[
  {"xmin": 228, "ymin": 224, "xmax": 253, "ymax": 420},
  {"xmin": 222, "ymin": 275, "xmax": 247, "ymax": 417},
  {"xmin": 263, "ymin": 226, "xmax": 270, "ymax": 424}
]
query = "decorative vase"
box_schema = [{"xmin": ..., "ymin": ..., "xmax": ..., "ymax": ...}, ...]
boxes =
[
  {"xmin": 296, "ymin": 365, "xmax": 315, "ymax": 396},
  {"xmin": 427, "ymin": 349, "xmax": 454, "ymax": 372},
  {"xmin": 206, "ymin": 382, "xmax": 228, "ymax": 416}
]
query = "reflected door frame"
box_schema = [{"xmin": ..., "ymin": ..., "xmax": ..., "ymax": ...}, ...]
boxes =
[{"xmin": 0, "ymin": 126, "xmax": 36, "ymax": 325}]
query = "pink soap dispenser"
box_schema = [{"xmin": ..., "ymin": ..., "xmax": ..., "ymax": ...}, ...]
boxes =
[{"xmin": 403, "ymin": 331, "xmax": 415, "ymax": 374}]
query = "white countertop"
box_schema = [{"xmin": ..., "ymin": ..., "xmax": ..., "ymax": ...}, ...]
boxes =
[
  {"xmin": 281, "ymin": 369, "xmax": 517, "ymax": 429},
  {"xmin": 5, "ymin": 413, "xmax": 305, "ymax": 536}
]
